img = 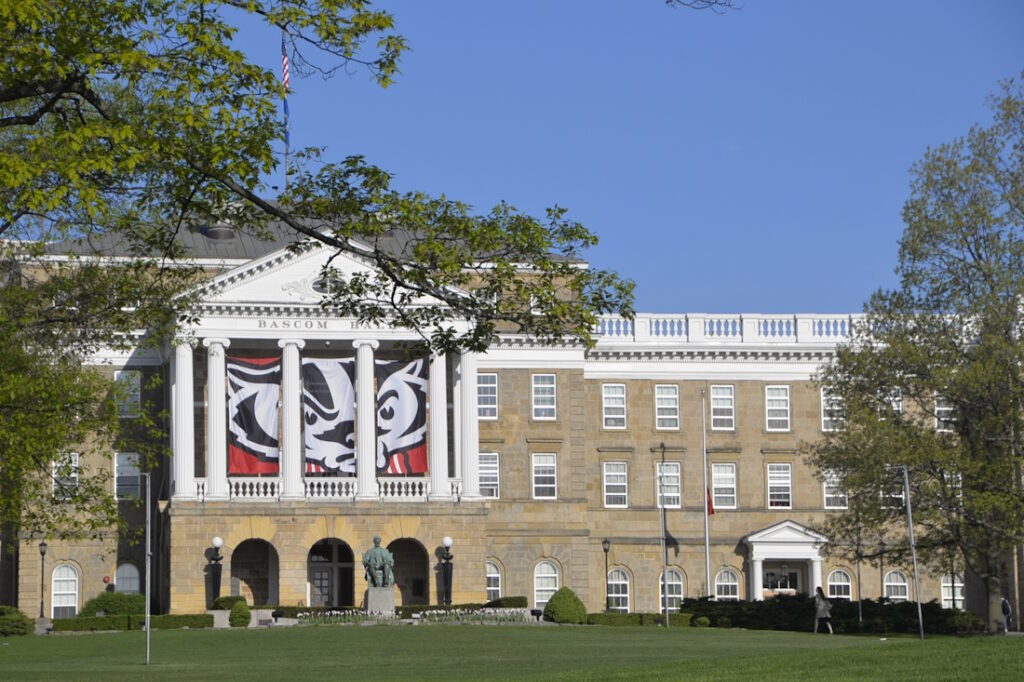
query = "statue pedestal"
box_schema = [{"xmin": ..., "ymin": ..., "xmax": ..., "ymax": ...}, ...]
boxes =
[{"xmin": 366, "ymin": 587, "xmax": 395, "ymax": 615}]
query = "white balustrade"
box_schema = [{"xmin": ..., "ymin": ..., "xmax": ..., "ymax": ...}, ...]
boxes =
[
  {"xmin": 229, "ymin": 477, "xmax": 280, "ymax": 500},
  {"xmin": 809, "ymin": 315, "xmax": 854, "ymax": 339},
  {"xmin": 595, "ymin": 313, "xmax": 861, "ymax": 347},
  {"xmin": 305, "ymin": 477, "xmax": 358, "ymax": 499},
  {"xmin": 756, "ymin": 316, "xmax": 797, "ymax": 341},
  {"xmin": 377, "ymin": 477, "xmax": 430, "ymax": 500},
  {"xmin": 449, "ymin": 478, "xmax": 463, "ymax": 499},
  {"xmin": 195, "ymin": 478, "xmax": 207, "ymax": 500}
]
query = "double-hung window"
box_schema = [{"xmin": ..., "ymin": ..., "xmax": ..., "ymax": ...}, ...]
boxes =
[
  {"xmin": 657, "ymin": 462, "xmax": 681, "ymax": 509},
  {"xmin": 765, "ymin": 386, "xmax": 790, "ymax": 431},
  {"xmin": 486, "ymin": 561, "xmax": 502, "ymax": 602},
  {"xmin": 711, "ymin": 385, "xmax": 735, "ymax": 430},
  {"xmin": 532, "ymin": 374, "xmax": 556, "ymax": 420},
  {"xmin": 712, "ymin": 463, "xmax": 737, "ymax": 509},
  {"xmin": 655, "ymin": 385, "xmax": 679, "ymax": 430},
  {"xmin": 603, "ymin": 461, "xmax": 628, "ymax": 507},
  {"xmin": 767, "ymin": 463, "xmax": 792, "ymax": 509},
  {"xmin": 115, "ymin": 452, "xmax": 141, "ymax": 500},
  {"xmin": 477, "ymin": 374, "xmax": 498, "ymax": 419},
  {"xmin": 532, "ymin": 453, "xmax": 557, "ymax": 499},
  {"xmin": 821, "ymin": 388, "xmax": 844, "ymax": 432},
  {"xmin": 115, "ymin": 370, "xmax": 141, "ymax": 418},
  {"xmin": 53, "ymin": 452, "xmax": 80, "ymax": 501},
  {"xmin": 935, "ymin": 394, "xmax": 956, "ymax": 433},
  {"xmin": 823, "ymin": 469, "xmax": 848, "ymax": 510},
  {"xmin": 602, "ymin": 384, "xmax": 626, "ymax": 429},
  {"xmin": 479, "ymin": 452, "xmax": 499, "ymax": 498}
]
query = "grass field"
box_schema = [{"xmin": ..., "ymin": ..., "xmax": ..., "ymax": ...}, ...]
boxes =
[{"xmin": 1, "ymin": 625, "xmax": 1022, "ymax": 681}]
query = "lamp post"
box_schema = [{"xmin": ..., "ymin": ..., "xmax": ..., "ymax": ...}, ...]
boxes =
[
  {"xmin": 38, "ymin": 541, "xmax": 47, "ymax": 620},
  {"xmin": 441, "ymin": 536, "xmax": 453, "ymax": 606},
  {"xmin": 878, "ymin": 539, "xmax": 886, "ymax": 600},
  {"xmin": 602, "ymin": 539, "xmax": 610, "ymax": 612},
  {"xmin": 210, "ymin": 536, "xmax": 224, "ymax": 605}
]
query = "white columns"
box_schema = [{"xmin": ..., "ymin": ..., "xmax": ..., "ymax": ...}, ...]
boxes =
[
  {"xmin": 171, "ymin": 339, "xmax": 196, "ymax": 500},
  {"xmin": 354, "ymin": 340, "xmax": 379, "ymax": 500},
  {"xmin": 811, "ymin": 558, "xmax": 823, "ymax": 595},
  {"xmin": 457, "ymin": 349, "xmax": 480, "ymax": 499},
  {"xmin": 278, "ymin": 339, "xmax": 305, "ymax": 500},
  {"xmin": 203, "ymin": 338, "xmax": 231, "ymax": 500},
  {"xmin": 751, "ymin": 559, "xmax": 764, "ymax": 601},
  {"xmin": 428, "ymin": 351, "xmax": 449, "ymax": 499}
]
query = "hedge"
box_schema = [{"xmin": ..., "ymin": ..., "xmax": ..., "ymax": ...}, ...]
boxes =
[
  {"xmin": 229, "ymin": 600, "xmax": 251, "ymax": 627},
  {"xmin": 678, "ymin": 595, "xmax": 986, "ymax": 634},
  {"xmin": 81, "ymin": 592, "xmax": 146, "ymax": 616},
  {"xmin": 485, "ymin": 596, "xmax": 528, "ymax": 609},
  {"xmin": 0, "ymin": 606, "xmax": 33, "ymax": 636},
  {"xmin": 53, "ymin": 615, "xmax": 134, "ymax": 632},
  {"xmin": 211, "ymin": 595, "xmax": 247, "ymax": 611},
  {"xmin": 149, "ymin": 614, "xmax": 214, "ymax": 629}
]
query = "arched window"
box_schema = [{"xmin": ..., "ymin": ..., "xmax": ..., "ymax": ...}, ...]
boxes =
[
  {"xmin": 607, "ymin": 568, "xmax": 630, "ymax": 613},
  {"xmin": 52, "ymin": 564, "xmax": 79, "ymax": 619},
  {"xmin": 941, "ymin": 573, "xmax": 964, "ymax": 610},
  {"xmin": 534, "ymin": 561, "xmax": 559, "ymax": 610},
  {"xmin": 115, "ymin": 563, "xmax": 141, "ymax": 594},
  {"xmin": 715, "ymin": 568, "xmax": 740, "ymax": 601},
  {"xmin": 827, "ymin": 569, "xmax": 852, "ymax": 601},
  {"xmin": 486, "ymin": 561, "xmax": 501, "ymax": 602},
  {"xmin": 660, "ymin": 569, "xmax": 684, "ymax": 613},
  {"xmin": 884, "ymin": 570, "xmax": 909, "ymax": 602}
]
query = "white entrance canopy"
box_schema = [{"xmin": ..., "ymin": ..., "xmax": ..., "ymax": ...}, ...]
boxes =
[{"xmin": 743, "ymin": 520, "xmax": 828, "ymax": 601}]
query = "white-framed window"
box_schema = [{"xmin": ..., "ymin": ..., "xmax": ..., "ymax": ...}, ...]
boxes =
[
  {"xmin": 827, "ymin": 569, "xmax": 852, "ymax": 601},
  {"xmin": 767, "ymin": 463, "xmax": 792, "ymax": 509},
  {"xmin": 52, "ymin": 564, "xmax": 79, "ymax": 618},
  {"xmin": 715, "ymin": 568, "xmax": 740, "ymax": 601},
  {"xmin": 884, "ymin": 570, "xmax": 909, "ymax": 602},
  {"xmin": 711, "ymin": 385, "xmax": 735, "ymax": 430},
  {"xmin": 532, "ymin": 453, "xmax": 557, "ymax": 500},
  {"xmin": 881, "ymin": 388, "xmax": 903, "ymax": 418},
  {"xmin": 477, "ymin": 373, "xmax": 498, "ymax": 420},
  {"xmin": 941, "ymin": 573, "xmax": 964, "ymax": 610},
  {"xmin": 882, "ymin": 470, "xmax": 906, "ymax": 509},
  {"xmin": 661, "ymin": 569, "xmax": 684, "ymax": 613},
  {"xmin": 821, "ymin": 388, "xmax": 845, "ymax": 432},
  {"xmin": 479, "ymin": 452, "xmax": 499, "ymax": 498},
  {"xmin": 935, "ymin": 394, "xmax": 956, "ymax": 433},
  {"xmin": 532, "ymin": 374, "xmax": 556, "ymax": 420},
  {"xmin": 603, "ymin": 461, "xmax": 628, "ymax": 508},
  {"xmin": 657, "ymin": 461, "xmax": 681, "ymax": 509},
  {"xmin": 52, "ymin": 452, "xmax": 80, "ymax": 501},
  {"xmin": 823, "ymin": 470, "xmax": 848, "ymax": 510},
  {"xmin": 602, "ymin": 384, "xmax": 626, "ymax": 429},
  {"xmin": 655, "ymin": 385, "xmax": 679, "ymax": 430},
  {"xmin": 486, "ymin": 561, "xmax": 502, "ymax": 602},
  {"xmin": 115, "ymin": 369, "xmax": 141, "ymax": 418},
  {"xmin": 712, "ymin": 463, "xmax": 737, "ymax": 509},
  {"xmin": 765, "ymin": 385, "xmax": 791, "ymax": 431},
  {"xmin": 534, "ymin": 561, "xmax": 559, "ymax": 609},
  {"xmin": 115, "ymin": 563, "xmax": 141, "ymax": 594},
  {"xmin": 607, "ymin": 568, "xmax": 630, "ymax": 613},
  {"xmin": 115, "ymin": 451, "xmax": 141, "ymax": 500}
]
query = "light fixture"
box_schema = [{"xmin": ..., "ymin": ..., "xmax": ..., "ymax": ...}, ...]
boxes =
[{"xmin": 441, "ymin": 537, "xmax": 454, "ymax": 606}]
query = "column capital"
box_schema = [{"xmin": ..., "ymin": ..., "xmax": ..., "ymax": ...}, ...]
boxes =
[
  {"xmin": 277, "ymin": 338, "xmax": 306, "ymax": 350},
  {"xmin": 352, "ymin": 339, "xmax": 380, "ymax": 351},
  {"xmin": 173, "ymin": 335, "xmax": 197, "ymax": 349},
  {"xmin": 202, "ymin": 337, "xmax": 232, "ymax": 349}
]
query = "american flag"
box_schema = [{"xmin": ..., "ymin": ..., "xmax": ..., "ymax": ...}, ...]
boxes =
[
  {"xmin": 280, "ymin": 31, "xmax": 290, "ymax": 90},
  {"xmin": 281, "ymin": 29, "xmax": 290, "ymax": 175}
]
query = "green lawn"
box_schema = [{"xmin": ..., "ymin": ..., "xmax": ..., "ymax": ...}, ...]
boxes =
[{"xmin": 1, "ymin": 625, "xmax": 1022, "ymax": 681}]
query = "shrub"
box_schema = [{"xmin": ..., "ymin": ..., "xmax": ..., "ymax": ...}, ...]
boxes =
[
  {"xmin": 229, "ymin": 600, "xmax": 250, "ymax": 628},
  {"xmin": 211, "ymin": 595, "xmax": 247, "ymax": 611},
  {"xmin": 543, "ymin": 587, "xmax": 586, "ymax": 624},
  {"xmin": 81, "ymin": 592, "xmax": 145, "ymax": 616},
  {"xmin": 0, "ymin": 606, "xmax": 32, "ymax": 636},
  {"xmin": 587, "ymin": 612, "xmax": 642, "ymax": 626},
  {"xmin": 53, "ymin": 615, "xmax": 133, "ymax": 632},
  {"xmin": 484, "ymin": 596, "xmax": 528, "ymax": 609},
  {"xmin": 692, "ymin": 616, "xmax": 710, "ymax": 627},
  {"xmin": 716, "ymin": 615, "xmax": 732, "ymax": 628},
  {"xmin": 149, "ymin": 614, "xmax": 214, "ymax": 630}
]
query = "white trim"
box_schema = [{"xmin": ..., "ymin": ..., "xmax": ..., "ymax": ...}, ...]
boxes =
[
  {"xmin": 602, "ymin": 383, "xmax": 626, "ymax": 430},
  {"xmin": 532, "ymin": 453, "xmax": 557, "ymax": 500},
  {"xmin": 765, "ymin": 385, "xmax": 791, "ymax": 432},
  {"xmin": 603, "ymin": 461, "xmax": 628, "ymax": 508},
  {"xmin": 654, "ymin": 384, "xmax": 680, "ymax": 430},
  {"xmin": 710, "ymin": 385, "xmax": 735, "ymax": 431},
  {"xmin": 656, "ymin": 461, "xmax": 681, "ymax": 509},
  {"xmin": 477, "ymin": 373, "xmax": 498, "ymax": 420},
  {"xmin": 532, "ymin": 374, "xmax": 557, "ymax": 421},
  {"xmin": 767, "ymin": 463, "xmax": 792, "ymax": 509},
  {"xmin": 711, "ymin": 462, "xmax": 737, "ymax": 510}
]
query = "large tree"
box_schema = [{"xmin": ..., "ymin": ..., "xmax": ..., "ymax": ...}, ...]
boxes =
[{"xmin": 807, "ymin": 73, "xmax": 1024, "ymax": 632}]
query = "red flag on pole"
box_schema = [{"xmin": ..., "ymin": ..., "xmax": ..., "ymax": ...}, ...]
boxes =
[{"xmin": 706, "ymin": 487, "xmax": 715, "ymax": 516}]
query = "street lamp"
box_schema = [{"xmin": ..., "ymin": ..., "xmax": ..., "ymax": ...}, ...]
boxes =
[
  {"xmin": 210, "ymin": 536, "xmax": 224, "ymax": 605},
  {"xmin": 441, "ymin": 536, "xmax": 454, "ymax": 606},
  {"xmin": 602, "ymin": 539, "xmax": 610, "ymax": 612},
  {"xmin": 38, "ymin": 541, "xmax": 47, "ymax": 620}
]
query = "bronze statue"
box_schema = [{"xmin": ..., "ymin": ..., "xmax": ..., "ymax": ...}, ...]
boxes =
[{"xmin": 362, "ymin": 535, "xmax": 395, "ymax": 588}]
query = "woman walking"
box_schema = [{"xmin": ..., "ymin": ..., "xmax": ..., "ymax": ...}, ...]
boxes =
[{"xmin": 814, "ymin": 586, "xmax": 833, "ymax": 634}]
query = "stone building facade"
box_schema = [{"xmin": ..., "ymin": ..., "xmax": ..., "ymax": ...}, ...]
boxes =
[{"xmin": 3, "ymin": 231, "xmax": 970, "ymax": 619}]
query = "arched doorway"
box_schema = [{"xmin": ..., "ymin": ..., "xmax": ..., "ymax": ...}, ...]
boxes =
[
  {"xmin": 230, "ymin": 539, "xmax": 279, "ymax": 606},
  {"xmin": 387, "ymin": 539, "xmax": 429, "ymax": 606},
  {"xmin": 308, "ymin": 539, "xmax": 355, "ymax": 607}
]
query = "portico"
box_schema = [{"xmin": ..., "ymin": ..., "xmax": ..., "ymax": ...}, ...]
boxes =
[{"xmin": 744, "ymin": 520, "xmax": 829, "ymax": 601}]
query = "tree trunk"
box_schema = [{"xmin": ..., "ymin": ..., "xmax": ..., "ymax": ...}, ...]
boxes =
[{"xmin": 986, "ymin": 575, "xmax": 1004, "ymax": 634}]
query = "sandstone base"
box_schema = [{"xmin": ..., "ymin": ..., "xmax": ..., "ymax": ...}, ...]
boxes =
[{"xmin": 366, "ymin": 587, "xmax": 395, "ymax": 615}]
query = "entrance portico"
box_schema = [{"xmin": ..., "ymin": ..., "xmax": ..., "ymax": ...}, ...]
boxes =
[{"xmin": 744, "ymin": 520, "xmax": 828, "ymax": 601}]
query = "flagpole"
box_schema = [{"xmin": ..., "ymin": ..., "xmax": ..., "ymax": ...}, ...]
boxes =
[
  {"xmin": 658, "ymin": 443, "xmax": 669, "ymax": 628},
  {"xmin": 281, "ymin": 28, "xmax": 290, "ymax": 192},
  {"xmin": 701, "ymin": 389, "xmax": 711, "ymax": 597}
]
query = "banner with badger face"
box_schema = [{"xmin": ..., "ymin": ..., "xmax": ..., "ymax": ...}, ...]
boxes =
[
  {"xmin": 227, "ymin": 356, "xmax": 281, "ymax": 475},
  {"xmin": 302, "ymin": 357, "xmax": 356, "ymax": 474},
  {"xmin": 375, "ymin": 358, "xmax": 429, "ymax": 475}
]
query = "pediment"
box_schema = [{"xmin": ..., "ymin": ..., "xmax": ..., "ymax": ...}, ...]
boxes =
[{"xmin": 745, "ymin": 520, "xmax": 827, "ymax": 545}]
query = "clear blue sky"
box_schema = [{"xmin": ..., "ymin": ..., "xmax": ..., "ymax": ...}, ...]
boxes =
[{"xmin": 243, "ymin": 1, "xmax": 1024, "ymax": 314}]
